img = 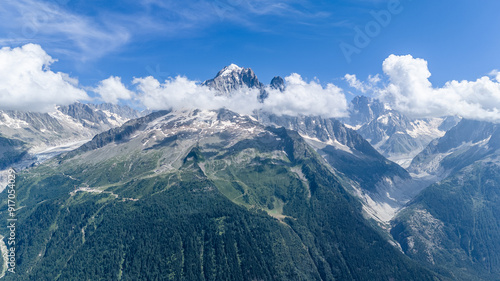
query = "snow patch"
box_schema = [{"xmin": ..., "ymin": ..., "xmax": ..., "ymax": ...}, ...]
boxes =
[
  {"xmin": 101, "ymin": 109, "xmax": 128, "ymax": 127},
  {"xmin": 350, "ymin": 183, "xmax": 400, "ymax": 223},
  {"xmin": 0, "ymin": 113, "xmax": 29, "ymax": 128},
  {"xmin": 377, "ymin": 114, "xmax": 389, "ymax": 125},
  {"xmin": 300, "ymin": 134, "xmax": 353, "ymax": 154},
  {"xmin": 220, "ymin": 64, "xmax": 243, "ymax": 77},
  {"xmin": 344, "ymin": 124, "xmax": 362, "ymax": 130},
  {"xmin": 406, "ymin": 118, "xmax": 446, "ymax": 139},
  {"xmin": 48, "ymin": 109, "xmax": 86, "ymax": 131}
]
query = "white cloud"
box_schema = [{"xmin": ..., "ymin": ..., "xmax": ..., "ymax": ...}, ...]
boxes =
[
  {"xmin": 0, "ymin": 42, "xmax": 348, "ymax": 117},
  {"xmin": 263, "ymin": 73, "xmax": 348, "ymax": 117},
  {"xmin": 490, "ymin": 69, "xmax": 500, "ymax": 82},
  {"xmin": 95, "ymin": 76, "xmax": 134, "ymax": 104},
  {"xmin": 344, "ymin": 74, "xmax": 365, "ymax": 93},
  {"xmin": 344, "ymin": 73, "xmax": 381, "ymax": 93},
  {"xmin": 132, "ymin": 73, "xmax": 348, "ymax": 118},
  {"xmin": 368, "ymin": 74, "xmax": 381, "ymax": 84},
  {"xmin": 132, "ymin": 76, "xmax": 262, "ymax": 115},
  {"xmin": 0, "ymin": 44, "xmax": 89, "ymax": 112},
  {"xmin": 378, "ymin": 54, "xmax": 500, "ymax": 122}
]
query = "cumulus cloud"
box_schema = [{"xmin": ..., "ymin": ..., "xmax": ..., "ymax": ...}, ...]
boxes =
[
  {"xmin": 0, "ymin": 43, "xmax": 348, "ymax": 117},
  {"xmin": 490, "ymin": 70, "xmax": 500, "ymax": 82},
  {"xmin": 0, "ymin": 44, "xmax": 89, "ymax": 112},
  {"xmin": 377, "ymin": 54, "xmax": 500, "ymax": 122},
  {"xmin": 95, "ymin": 76, "xmax": 134, "ymax": 104},
  {"xmin": 131, "ymin": 74, "xmax": 348, "ymax": 118},
  {"xmin": 344, "ymin": 73, "xmax": 380, "ymax": 93},
  {"xmin": 132, "ymin": 76, "xmax": 261, "ymax": 115},
  {"xmin": 263, "ymin": 73, "xmax": 348, "ymax": 117}
]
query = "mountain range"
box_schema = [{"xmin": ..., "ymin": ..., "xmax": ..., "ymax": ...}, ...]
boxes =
[
  {"xmin": 343, "ymin": 96, "xmax": 461, "ymax": 168},
  {"xmin": 392, "ymin": 119, "xmax": 500, "ymax": 280},
  {"xmin": 0, "ymin": 103, "xmax": 144, "ymax": 191},
  {"xmin": 0, "ymin": 108, "xmax": 440, "ymax": 280},
  {"xmin": 0, "ymin": 64, "xmax": 498, "ymax": 280}
]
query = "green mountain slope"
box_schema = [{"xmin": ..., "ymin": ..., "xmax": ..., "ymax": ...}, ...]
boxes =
[
  {"xmin": 261, "ymin": 113, "xmax": 415, "ymax": 223},
  {"xmin": 392, "ymin": 119, "xmax": 500, "ymax": 280},
  {"xmin": 1, "ymin": 109, "xmax": 441, "ymax": 280},
  {"xmin": 0, "ymin": 136, "xmax": 27, "ymax": 170},
  {"xmin": 392, "ymin": 162, "xmax": 500, "ymax": 280}
]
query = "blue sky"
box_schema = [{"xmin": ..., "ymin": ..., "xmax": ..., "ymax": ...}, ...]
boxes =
[
  {"xmin": 1, "ymin": 0, "xmax": 500, "ymax": 121},
  {"xmin": 2, "ymin": 0, "xmax": 499, "ymax": 87}
]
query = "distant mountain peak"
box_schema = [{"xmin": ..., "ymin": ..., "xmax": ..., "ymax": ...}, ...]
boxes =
[
  {"xmin": 203, "ymin": 64, "xmax": 263, "ymax": 95},
  {"xmin": 217, "ymin": 63, "xmax": 244, "ymax": 77},
  {"xmin": 270, "ymin": 76, "xmax": 285, "ymax": 92},
  {"xmin": 346, "ymin": 95, "xmax": 386, "ymax": 126}
]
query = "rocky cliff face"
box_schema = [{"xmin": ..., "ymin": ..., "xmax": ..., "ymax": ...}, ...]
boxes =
[
  {"xmin": 343, "ymin": 96, "xmax": 460, "ymax": 167},
  {"xmin": 0, "ymin": 102, "xmax": 144, "ymax": 182},
  {"xmin": 260, "ymin": 112, "xmax": 414, "ymax": 223}
]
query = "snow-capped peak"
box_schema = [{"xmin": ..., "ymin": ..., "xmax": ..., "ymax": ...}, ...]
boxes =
[
  {"xmin": 203, "ymin": 64, "xmax": 263, "ymax": 95},
  {"xmin": 219, "ymin": 64, "xmax": 244, "ymax": 77}
]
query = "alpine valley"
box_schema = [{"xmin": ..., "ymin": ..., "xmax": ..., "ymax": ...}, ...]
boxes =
[{"xmin": 0, "ymin": 65, "xmax": 498, "ymax": 280}]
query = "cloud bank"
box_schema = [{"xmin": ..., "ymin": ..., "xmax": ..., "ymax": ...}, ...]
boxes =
[
  {"xmin": 378, "ymin": 54, "xmax": 500, "ymax": 122},
  {"xmin": 131, "ymin": 74, "xmax": 348, "ymax": 118},
  {"xmin": 262, "ymin": 74, "xmax": 347, "ymax": 117},
  {"xmin": 0, "ymin": 44, "xmax": 348, "ymax": 117},
  {"xmin": 132, "ymin": 75, "xmax": 261, "ymax": 115},
  {"xmin": 4, "ymin": 44, "xmax": 500, "ymax": 123},
  {"xmin": 0, "ymin": 44, "xmax": 89, "ymax": 112}
]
